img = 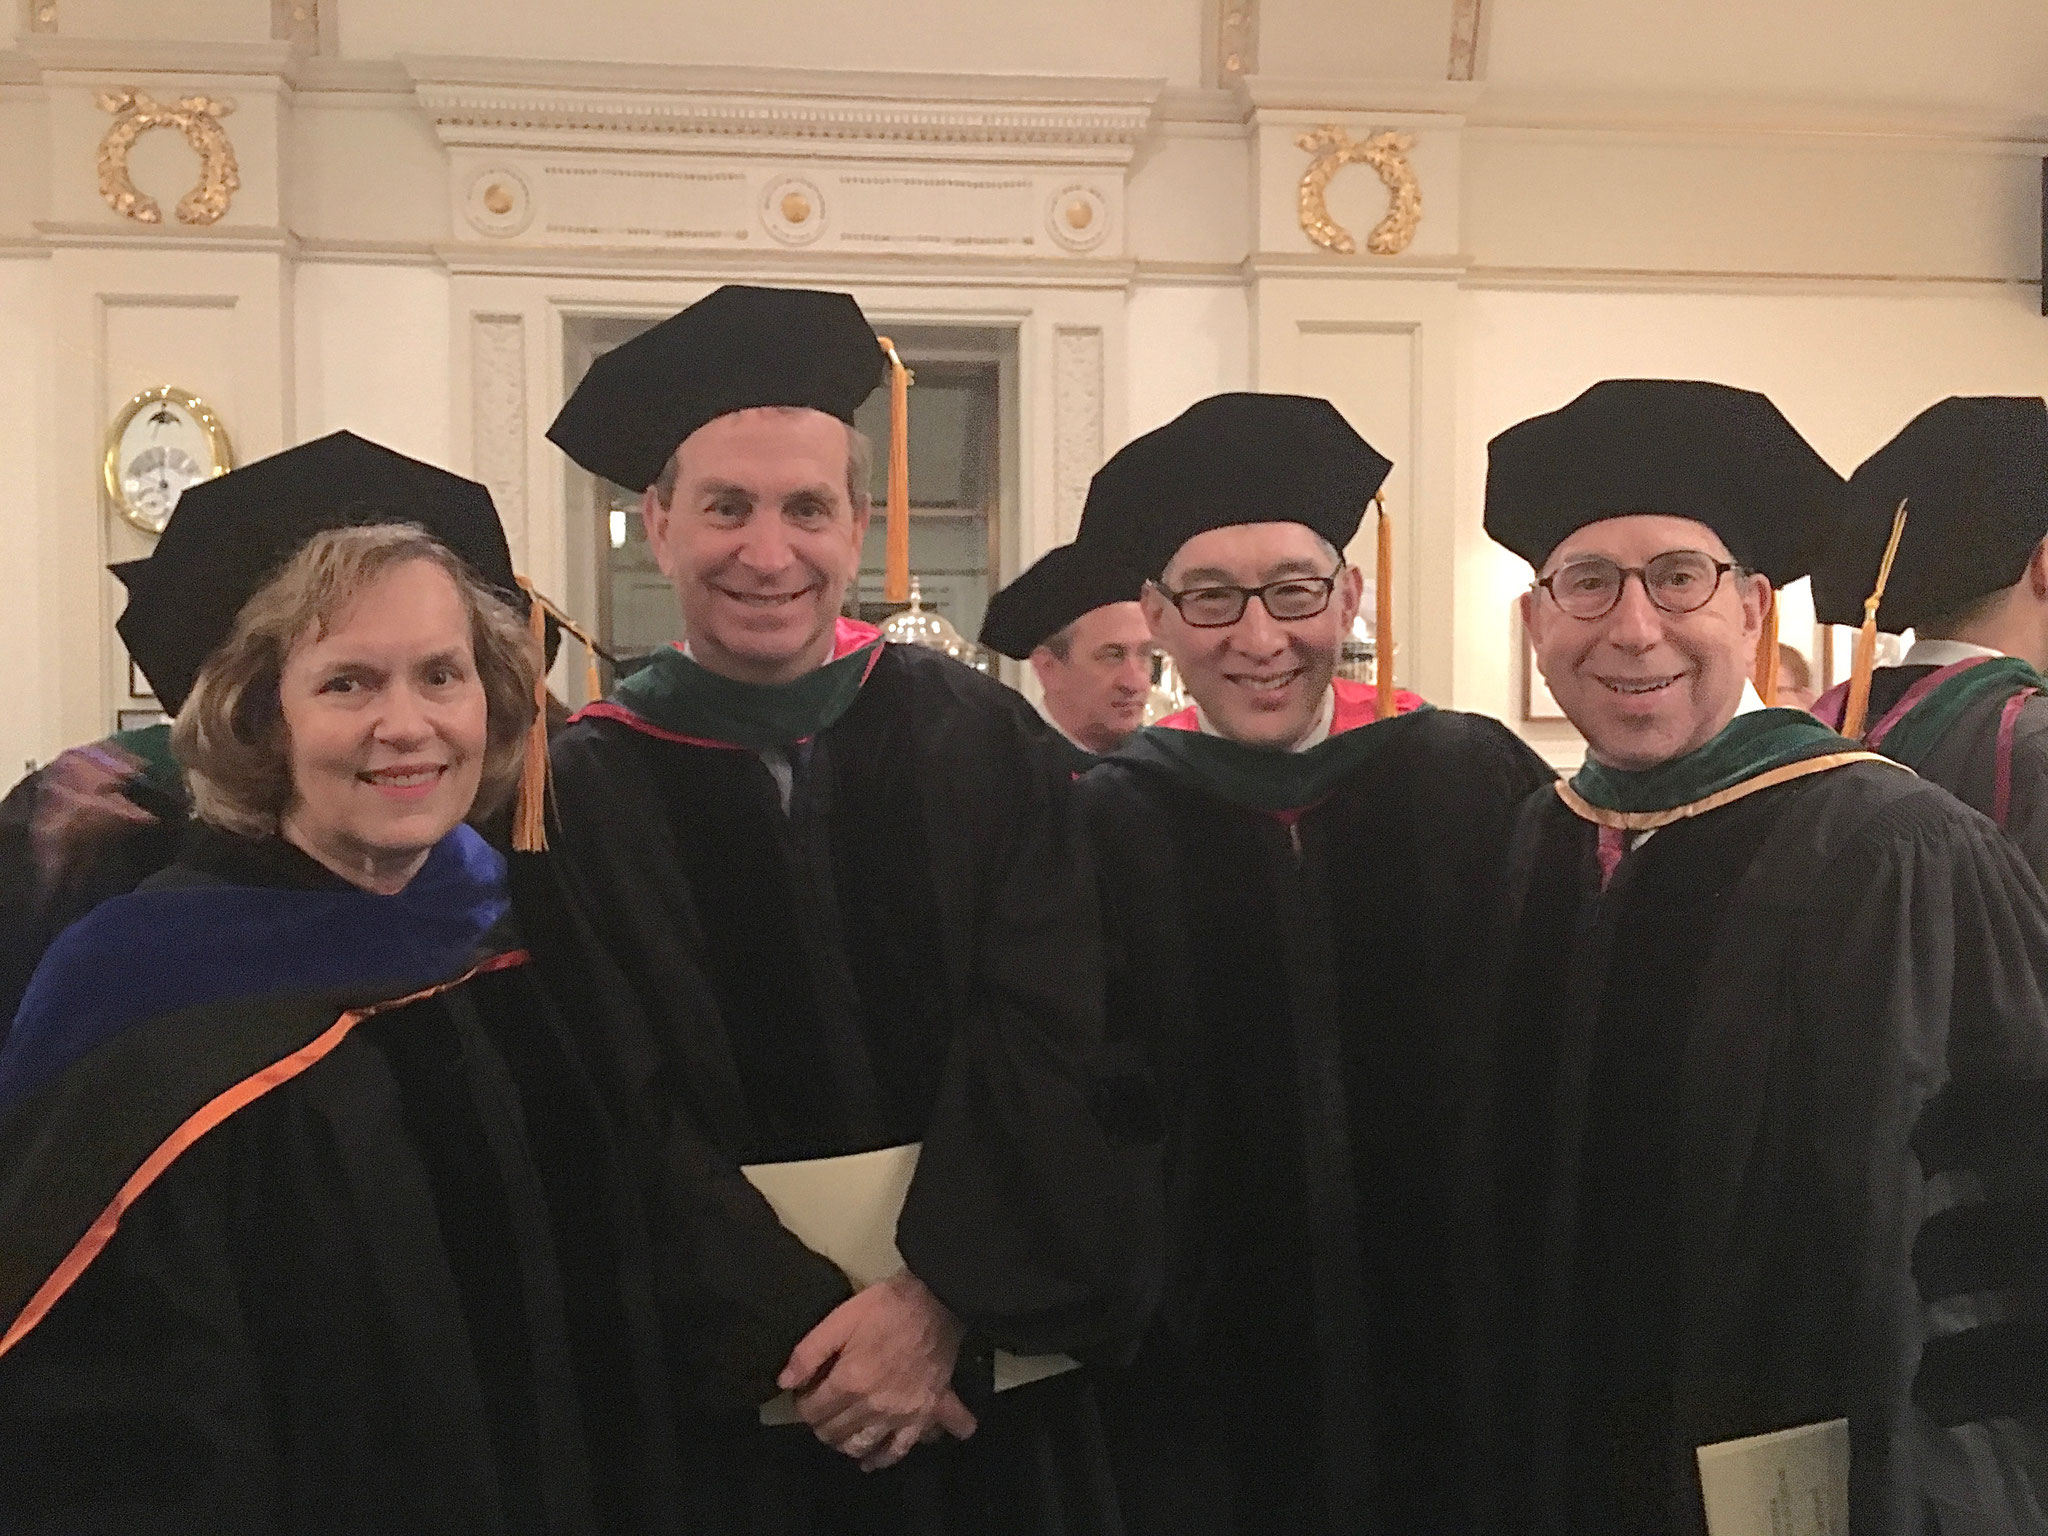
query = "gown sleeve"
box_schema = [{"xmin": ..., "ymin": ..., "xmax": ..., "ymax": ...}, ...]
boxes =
[
  {"xmin": 1791, "ymin": 790, "xmax": 2048, "ymax": 1534},
  {"xmin": 0, "ymin": 1124, "xmax": 280, "ymax": 1533},
  {"xmin": 512, "ymin": 751, "xmax": 856, "ymax": 1419},
  {"xmin": 894, "ymin": 714, "xmax": 1163, "ymax": 1360}
]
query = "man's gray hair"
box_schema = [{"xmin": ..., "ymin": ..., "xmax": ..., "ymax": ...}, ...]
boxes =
[{"xmin": 652, "ymin": 412, "xmax": 873, "ymax": 514}]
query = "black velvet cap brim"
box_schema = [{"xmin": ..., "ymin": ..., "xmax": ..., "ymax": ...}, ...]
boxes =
[
  {"xmin": 547, "ymin": 285, "xmax": 884, "ymax": 492},
  {"xmin": 1073, "ymin": 393, "xmax": 1391, "ymax": 580},
  {"xmin": 1484, "ymin": 379, "xmax": 1845, "ymax": 587},
  {"xmin": 1812, "ymin": 395, "xmax": 2048, "ymax": 630},
  {"xmin": 116, "ymin": 431, "xmax": 518, "ymax": 713},
  {"xmin": 979, "ymin": 541, "xmax": 1145, "ymax": 659}
]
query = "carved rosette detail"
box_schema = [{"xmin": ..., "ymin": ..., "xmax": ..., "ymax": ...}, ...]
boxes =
[
  {"xmin": 96, "ymin": 89, "xmax": 241, "ymax": 227},
  {"xmin": 1295, "ymin": 125, "xmax": 1422, "ymax": 257}
]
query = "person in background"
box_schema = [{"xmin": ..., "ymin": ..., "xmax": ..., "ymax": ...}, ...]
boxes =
[
  {"xmin": 1812, "ymin": 395, "xmax": 2048, "ymax": 878},
  {"xmin": 0, "ymin": 437, "xmax": 680, "ymax": 1534},
  {"xmin": 1774, "ymin": 641, "xmax": 1816, "ymax": 710},
  {"xmin": 1071, "ymin": 393, "xmax": 1552, "ymax": 1535},
  {"xmin": 1486, "ymin": 378, "xmax": 2048, "ymax": 1536},
  {"xmin": 539, "ymin": 283, "xmax": 1154, "ymax": 1535},
  {"xmin": 980, "ymin": 540, "xmax": 1156, "ymax": 769}
]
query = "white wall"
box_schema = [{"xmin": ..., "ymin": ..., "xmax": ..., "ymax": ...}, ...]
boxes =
[
  {"xmin": 1485, "ymin": 0, "xmax": 2048, "ymax": 116},
  {"xmin": 337, "ymin": 0, "xmax": 1206, "ymax": 86},
  {"xmin": 1455, "ymin": 282, "xmax": 2048, "ymax": 753},
  {"xmin": 0, "ymin": 258, "xmax": 46, "ymax": 777},
  {"xmin": 293, "ymin": 263, "xmax": 453, "ymax": 462},
  {"xmin": 1125, "ymin": 283, "xmax": 1251, "ymax": 440}
]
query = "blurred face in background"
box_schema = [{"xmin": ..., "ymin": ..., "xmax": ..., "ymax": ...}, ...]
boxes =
[{"xmin": 1030, "ymin": 601, "xmax": 1158, "ymax": 754}]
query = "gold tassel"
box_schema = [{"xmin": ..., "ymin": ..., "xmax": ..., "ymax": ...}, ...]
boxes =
[
  {"xmin": 1374, "ymin": 493, "xmax": 1395, "ymax": 720},
  {"xmin": 877, "ymin": 337, "xmax": 913, "ymax": 604},
  {"xmin": 1751, "ymin": 588, "xmax": 1780, "ymax": 706},
  {"xmin": 512, "ymin": 577, "xmax": 550, "ymax": 853},
  {"xmin": 1839, "ymin": 497, "xmax": 1911, "ymax": 740},
  {"xmin": 525, "ymin": 586, "xmax": 609, "ymax": 706}
]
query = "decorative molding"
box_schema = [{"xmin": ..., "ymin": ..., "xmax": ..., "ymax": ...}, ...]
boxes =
[
  {"xmin": 471, "ymin": 314, "xmax": 528, "ymax": 550},
  {"xmin": 23, "ymin": 35, "xmax": 298, "ymax": 77},
  {"xmin": 1216, "ymin": 0, "xmax": 1258, "ymax": 83},
  {"xmin": 463, "ymin": 166, "xmax": 534, "ymax": 238},
  {"xmin": 1448, "ymin": 0, "xmax": 1484, "ymax": 82},
  {"xmin": 406, "ymin": 59, "xmax": 1161, "ymax": 160},
  {"xmin": 35, "ymin": 219, "xmax": 293, "ymax": 253},
  {"xmin": 95, "ymin": 88, "xmax": 241, "ymax": 227},
  {"xmin": 27, "ymin": 0, "xmax": 57, "ymax": 34},
  {"xmin": 1296, "ymin": 125, "xmax": 1422, "ymax": 256},
  {"xmin": 1045, "ymin": 184, "xmax": 1110, "ymax": 253},
  {"xmin": 1051, "ymin": 327, "xmax": 1103, "ymax": 540},
  {"xmin": 1241, "ymin": 76, "xmax": 1480, "ymax": 117},
  {"xmin": 761, "ymin": 173, "xmax": 827, "ymax": 245},
  {"xmin": 272, "ymin": 0, "xmax": 318, "ymax": 50}
]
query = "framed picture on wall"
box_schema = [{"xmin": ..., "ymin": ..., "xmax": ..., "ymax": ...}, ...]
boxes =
[
  {"xmin": 128, "ymin": 658, "xmax": 154, "ymax": 700},
  {"xmin": 1517, "ymin": 602, "xmax": 1567, "ymax": 722}
]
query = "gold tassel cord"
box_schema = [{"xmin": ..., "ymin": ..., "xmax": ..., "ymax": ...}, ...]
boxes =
[
  {"xmin": 1839, "ymin": 497, "xmax": 1911, "ymax": 740},
  {"xmin": 1751, "ymin": 587, "xmax": 1780, "ymax": 706},
  {"xmin": 512, "ymin": 577, "xmax": 551, "ymax": 853},
  {"xmin": 877, "ymin": 338, "xmax": 914, "ymax": 605},
  {"xmin": 1374, "ymin": 493, "xmax": 1395, "ymax": 720},
  {"xmin": 526, "ymin": 587, "xmax": 614, "ymax": 704}
]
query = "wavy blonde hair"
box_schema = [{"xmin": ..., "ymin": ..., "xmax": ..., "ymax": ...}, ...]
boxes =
[{"xmin": 173, "ymin": 524, "xmax": 537, "ymax": 839}]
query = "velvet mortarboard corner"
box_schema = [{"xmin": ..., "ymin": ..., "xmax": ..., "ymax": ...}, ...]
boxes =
[
  {"xmin": 546, "ymin": 284, "xmax": 884, "ymax": 493},
  {"xmin": 116, "ymin": 431, "xmax": 517, "ymax": 712},
  {"xmin": 1484, "ymin": 379, "xmax": 1845, "ymax": 585},
  {"xmin": 1812, "ymin": 395, "xmax": 2048, "ymax": 631}
]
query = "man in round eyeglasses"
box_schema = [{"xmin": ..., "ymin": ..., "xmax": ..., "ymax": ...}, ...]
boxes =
[
  {"xmin": 1070, "ymin": 393, "xmax": 1553, "ymax": 1536},
  {"xmin": 1487, "ymin": 379, "xmax": 2048, "ymax": 1536}
]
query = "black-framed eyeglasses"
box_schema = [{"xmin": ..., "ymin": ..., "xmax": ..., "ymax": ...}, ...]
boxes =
[
  {"xmin": 1534, "ymin": 550, "xmax": 1738, "ymax": 621},
  {"xmin": 1153, "ymin": 563, "xmax": 1346, "ymax": 628}
]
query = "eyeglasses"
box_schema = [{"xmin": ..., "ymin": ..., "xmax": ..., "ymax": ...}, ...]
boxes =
[
  {"xmin": 1534, "ymin": 550, "xmax": 1738, "ymax": 621},
  {"xmin": 1153, "ymin": 563, "xmax": 1346, "ymax": 628}
]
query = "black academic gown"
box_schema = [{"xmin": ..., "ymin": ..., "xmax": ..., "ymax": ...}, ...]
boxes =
[
  {"xmin": 1073, "ymin": 708, "xmax": 1554, "ymax": 1536},
  {"xmin": 0, "ymin": 828, "xmax": 682, "ymax": 1535},
  {"xmin": 1861, "ymin": 664, "xmax": 2048, "ymax": 882},
  {"xmin": 1495, "ymin": 762, "xmax": 2048, "ymax": 1536},
  {"xmin": 541, "ymin": 641, "xmax": 1155, "ymax": 1536}
]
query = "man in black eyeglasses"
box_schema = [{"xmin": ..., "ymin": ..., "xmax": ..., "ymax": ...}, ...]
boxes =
[
  {"xmin": 1069, "ymin": 393, "xmax": 1553, "ymax": 1536},
  {"xmin": 1487, "ymin": 379, "xmax": 2048, "ymax": 1536}
]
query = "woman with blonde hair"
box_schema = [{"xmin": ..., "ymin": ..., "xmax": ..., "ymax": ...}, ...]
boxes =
[{"xmin": 0, "ymin": 434, "xmax": 678, "ymax": 1534}]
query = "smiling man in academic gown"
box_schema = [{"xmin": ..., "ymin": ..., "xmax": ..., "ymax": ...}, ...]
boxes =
[
  {"xmin": 539, "ymin": 285, "xmax": 1153, "ymax": 1535},
  {"xmin": 980, "ymin": 541, "xmax": 1155, "ymax": 771},
  {"xmin": 1487, "ymin": 379, "xmax": 2048, "ymax": 1536},
  {"xmin": 1811, "ymin": 396, "xmax": 2048, "ymax": 879},
  {"xmin": 1067, "ymin": 393, "xmax": 1553, "ymax": 1536}
]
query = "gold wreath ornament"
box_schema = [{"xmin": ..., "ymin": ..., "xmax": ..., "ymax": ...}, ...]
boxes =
[
  {"xmin": 1295, "ymin": 126, "xmax": 1422, "ymax": 257},
  {"xmin": 96, "ymin": 88, "xmax": 241, "ymax": 227}
]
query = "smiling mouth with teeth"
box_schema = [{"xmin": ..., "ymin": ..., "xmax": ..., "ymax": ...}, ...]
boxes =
[
  {"xmin": 1231, "ymin": 670, "xmax": 1302, "ymax": 694},
  {"xmin": 722, "ymin": 587, "xmax": 813, "ymax": 607},
  {"xmin": 1598, "ymin": 675, "xmax": 1680, "ymax": 696},
  {"xmin": 360, "ymin": 765, "xmax": 446, "ymax": 788}
]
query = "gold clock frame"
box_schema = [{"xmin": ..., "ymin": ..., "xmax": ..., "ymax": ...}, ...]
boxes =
[{"xmin": 103, "ymin": 385, "xmax": 234, "ymax": 536}]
